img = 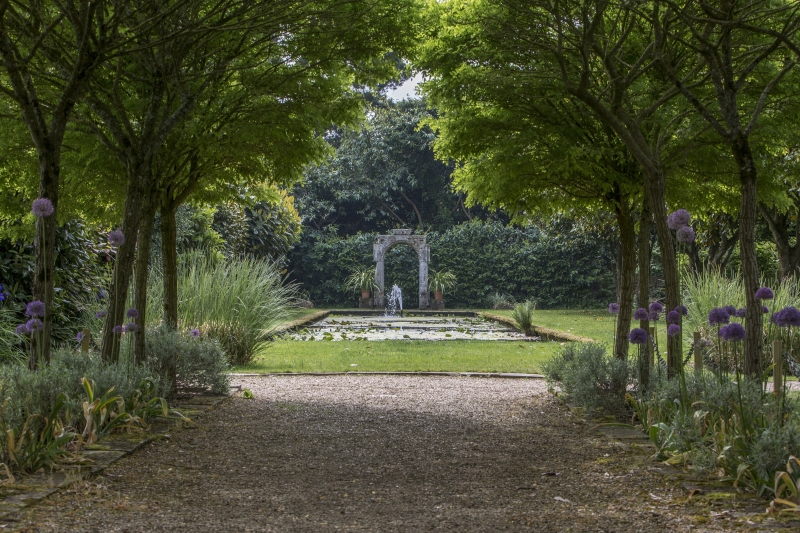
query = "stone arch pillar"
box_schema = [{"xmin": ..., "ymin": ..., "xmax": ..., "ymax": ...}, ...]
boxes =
[{"xmin": 373, "ymin": 229, "xmax": 430, "ymax": 309}]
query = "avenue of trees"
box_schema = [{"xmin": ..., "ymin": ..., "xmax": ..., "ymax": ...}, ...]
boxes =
[
  {"xmin": 0, "ymin": 0, "xmax": 422, "ymax": 368},
  {"xmin": 416, "ymin": 0, "xmax": 800, "ymax": 375}
]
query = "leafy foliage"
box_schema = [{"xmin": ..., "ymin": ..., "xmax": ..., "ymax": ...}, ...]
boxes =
[
  {"xmin": 145, "ymin": 326, "xmax": 230, "ymax": 394},
  {"xmin": 288, "ymin": 219, "xmax": 616, "ymax": 308}
]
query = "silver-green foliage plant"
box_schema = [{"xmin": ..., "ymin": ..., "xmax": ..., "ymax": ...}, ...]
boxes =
[
  {"xmin": 343, "ymin": 266, "xmax": 378, "ymax": 293},
  {"xmin": 0, "ymin": 349, "xmax": 170, "ymax": 473},
  {"xmin": 541, "ymin": 343, "xmax": 631, "ymax": 416},
  {"xmin": 511, "ymin": 300, "xmax": 535, "ymax": 335},
  {"xmin": 636, "ymin": 371, "xmax": 800, "ymax": 497},
  {"xmin": 145, "ymin": 325, "xmax": 230, "ymax": 394},
  {"xmin": 428, "ymin": 269, "xmax": 457, "ymax": 295},
  {"xmin": 148, "ymin": 251, "xmax": 297, "ymax": 366}
]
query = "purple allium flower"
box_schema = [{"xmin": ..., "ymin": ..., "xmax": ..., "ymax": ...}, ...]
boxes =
[
  {"xmin": 772, "ymin": 310, "xmax": 784, "ymax": 325},
  {"xmin": 125, "ymin": 323, "xmax": 139, "ymax": 333},
  {"xmin": 634, "ymin": 308, "xmax": 649, "ymax": 321},
  {"xmin": 97, "ymin": 289, "xmax": 107, "ymax": 300},
  {"xmin": 108, "ymin": 229, "xmax": 125, "ymax": 247},
  {"xmin": 628, "ymin": 328, "xmax": 649, "ymax": 345},
  {"xmin": 709, "ymin": 307, "xmax": 730, "ymax": 326},
  {"xmin": 721, "ymin": 322, "xmax": 746, "ymax": 342},
  {"xmin": 25, "ymin": 300, "xmax": 45, "ymax": 317},
  {"xmin": 735, "ymin": 307, "xmax": 747, "ymax": 318},
  {"xmin": 608, "ymin": 303, "xmax": 620, "ymax": 314},
  {"xmin": 112, "ymin": 325, "xmax": 124, "ymax": 334},
  {"xmin": 667, "ymin": 324, "xmax": 681, "ymax": 337},
  {"xmin": 675, "ymin": 305, "xmax": 688, "ymax": 316},
  {"xmin": 777, "ymin": 306, "xmax": 800, "ymax": 328},
  {"xmin": 26, "ymin": 318, "xmax": 43, "ymax": 332},
  {"xmin": 95, "ymin": 310, "xmax": 107, "ymax": 319},
  {"xmin": 649, "ymin": 302, "xmax": 664, "ymax": 313},
  {"xmin": 763, "ymin": 305, "xmax": 769, "ymax": 314},
  {"xmin": 126, "ymin": 308, "xmax": 139, "ymax": 319},
  {"xmin": 15, "ymin": 324, "xmax": 28, "ymax": 335},
  {"xmin": 31, "ymin": 198, "xmax": 54, "ymax": 217},
  {"xmin": 676, "ymin": 225, "xmax": 696, "ymax": 243},
  {"xmin": 76, "ymin": 331, "xmax": 84, "ymax": 342},
  {"xmin": 648, "ymin": 311, "xmax": 660, "ymax": 321},
  {"xmin": 667, "ymin": 209, "xmax": 691, "ymax": 230},
  {"xmin": 724, "ymin": 305, "xmax": 737, "ymax": 316},
  {"xmin": 666, "ymin": 310, "xmax": 681, "ymax": 324},
  {"xmin": 191, "ymin": 329, "xmax": 201, "ymax": 338},
  {"xmin": 755, "ymin": 287, "xmax": 774, "ymax": 300}
]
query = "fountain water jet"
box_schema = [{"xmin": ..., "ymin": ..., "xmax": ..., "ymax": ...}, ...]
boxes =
[{"xmin": 385, "ymin": 284, "xmax": 403, "ymax": 317}]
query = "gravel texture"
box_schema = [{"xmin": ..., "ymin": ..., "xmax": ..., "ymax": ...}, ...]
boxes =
[{"xmin": 8, "ymin": 376, "xmax": 784, "ymax": 532}]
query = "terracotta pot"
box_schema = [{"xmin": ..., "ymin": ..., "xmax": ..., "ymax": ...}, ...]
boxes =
[
  {"xmin": 361, "ymin": 290, "xmax": 371, "ymax": 299},
  {"xmin": 434, "ymin": 291, "xmax": 443, "ymax": 301}
]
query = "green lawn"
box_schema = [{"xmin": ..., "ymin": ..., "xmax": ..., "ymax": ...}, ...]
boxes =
[
  {"xmin": 235, "ymin": 308, "xmax": 657, "ymax": 374},
  {"xmin": 237, "ymin": 339, "xmax": 558, "ymax": 374},
  {"xmin": 487, "ymin": 308, "xmax": 670, "ymax": 346}
]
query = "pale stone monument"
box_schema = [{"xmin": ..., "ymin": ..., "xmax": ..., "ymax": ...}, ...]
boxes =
[{"xmin": 373, "ymin": 229, "xmax": 430, "ymax": 309}]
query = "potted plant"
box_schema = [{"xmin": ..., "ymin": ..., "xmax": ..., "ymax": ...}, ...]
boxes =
[
  {"xmin": 428, "ymin": 270, "xmax": 457, "ymax": 300},
  {"xmin": 344, "ymin": 267, "xmax": 378, "ymax": 298}
]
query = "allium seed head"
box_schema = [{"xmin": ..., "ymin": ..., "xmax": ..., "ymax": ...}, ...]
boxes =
[
  {"xmin": 735, "ymin": 307, "xmax": 747, "ymax": 318},
  {"xmin": 108, "ymin": 229, "xmax": 125, "ymax": 247},
  {"xmin": 667, "ymin": 324, "xmax": 681, "ymax": 337},
  {"xmin": 708, "ymin": 307, "xmax": 730, "ymax": 326},
  {"xmin": 675, "ymin": 305, "xmax": 688, "ymax": 316},
  {"xmin": 755, "ymin": 287, "xmax": 774, "ymax": 300},
  {"xmin": 721, "ymin": 322, "xmax": 746, "ymax": 341},
  {"xmin": 125, "ymin": 323, "xmax": 139, "ymax": 333},
  {"xmin": 25, "ymin": 300, "xmax": 45, "ymax": 317},
  {"xmin": 608, "ymin": 303, "xmax": 620, "ymax": 314},
  {"xmin": 112, "ymin": 325, "xmax": 124, "ymax": 334},
  {"xmin": 31, "ymin": 198, "xmax": 54, "ymax": 217},
  {"xmin": 649, "ymin": 302, "xmax": 664, "ymax": 313},
  {"xmin": 15, "ymin": 324, "xmax": 28, "ymax": 335},
  {"xmin": 633, "ymin": 308, "xmax": 649, "ymax": 321},
  {"xmin": 95, "ymin": 310, "xmax": 107, "ymax": 319},
  {"xmin": 648, "ymin": 311, "xmax": 660, "ymax": 321},
  {"xmin": 191, "ymin": 329, "xmax": 201, "ymax": 338},
  {"xmin": 676, "ymin": 225, "xmax": 696, "ymax": 243},
  {"xmin": 126, "ymin": 308, "xmax": 139, "ymax": 319},
  {"xmin": 763, "ymin": 305, "xmax": 769, "ymax": 314},
  {"xmin": 725, "ymin": 305, "xmax": 737, "ymax": 316},
  {"xmin": 628, "ymin": 328, "xmax": 649, "ymax": 345},
  {"xmin": 777, "ymin": 306, "xmax": 800, "ymax": 328},
  {"xmin": 667, "ymin": 209, "xmax": 691, "ymax": 230},
  {"xmin": 76, "ymin": 331, "xmax": 84, "ymax": 341},
  {"xmin": 26, "ymin": 318, "xmax": 43, "ymax": 332},
  {"xmin": 666, "ymin": 310, "xmax": 680, "ymax": 324}
]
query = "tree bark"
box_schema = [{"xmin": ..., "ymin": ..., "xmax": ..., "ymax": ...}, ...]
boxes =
[
  {"xmin": 734, "ymin": 137, "xmax": 763, "ymax": 376},
  {"xmin": 637, "ymin": 196, "xmax": 653, "ymax": 390},
  {"xmin": 133, "ymin": 206, "xmax": 157, "ymax": 364},
  {"xmin": 759, "ymin": 205, "xmax": 800, "ymax": 279},
  {"xmin": 161, "ymin": 206, "xmax": 179, "ymax": 330},
  {"xmin": 30, "ymin": 151, "xmax": 60, "ymax": 368},
  {"xmin": 613, "ymin": 192, "xmax": 636, "ymax": 362},
  {"xmin": 100, "ymin": 163, "xmax": 150, "ymax": 362}
]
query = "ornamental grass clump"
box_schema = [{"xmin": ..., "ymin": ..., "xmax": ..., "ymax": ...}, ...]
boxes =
[{"xmin": 148, "ymin": 251, "xmax": 298, "ymax": 366}]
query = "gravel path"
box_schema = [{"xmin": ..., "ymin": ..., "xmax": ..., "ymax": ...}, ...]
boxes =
[{"xmin": 9, "ymin": 376, "xmax": 771, "ymax": 532}]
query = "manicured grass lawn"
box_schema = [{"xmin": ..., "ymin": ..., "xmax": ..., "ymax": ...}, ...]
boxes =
[
  {"xmin": 236, "ymin": 339, "xmax": 558, "ymax": 374},
  {"xmin": 486, "ymin": 308, "xmax": 670, "ymax": 346},
  {"xmin": 236, "ymin": 308, "xmax": 670, "ymax": 374}
]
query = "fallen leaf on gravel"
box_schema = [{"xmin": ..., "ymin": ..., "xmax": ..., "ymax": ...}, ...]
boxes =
[
  {"xmin": 554, "ymin": 497, "xmax": 572, "ymax": 504},
  {"xmin": 649, "ymin": 493, "xmax": 663, "ymax": 501}
]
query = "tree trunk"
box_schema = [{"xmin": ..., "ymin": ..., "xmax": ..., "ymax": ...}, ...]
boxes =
[
  {"xmin": 133, "ymin": 206, "xmax": 156, "ymax": 364},
  {"xmin": 613, "ymin": 193, "xmax": 636, "ymax": 361},
  {"xmin": 643, "ymin": 168, "xmax": 681, "ymax": 376},
  {"xmin": 637, "ymin": 196, "xmax": 653, "ymax": 390},
  {"xmin": 30, "ymin": 151, "xmax": 60, "ymax": 369},
  {"xmin": 734, "ymin": 137, "xmax": 763, "ymax": 376},
  {"xmin": 759, "ymin": 205, "xmax": 799, "ymax": 279},
  {"xmin": 100, "ymin": 164, "xmax": 150, "ymax": 362},
  {"xmin": 161, "ymin": 206, "xmax": 179, "ymax": 330}
]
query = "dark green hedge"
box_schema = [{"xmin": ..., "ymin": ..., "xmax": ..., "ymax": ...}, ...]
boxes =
[{"xmin": 287, "ymin": 220, "xmax": 616, "ymax": 309}]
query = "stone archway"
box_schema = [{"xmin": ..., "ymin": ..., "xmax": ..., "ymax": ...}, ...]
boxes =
[{"xmin": 373, "ymin": 229, "xmax": 430, "ymax": 309}]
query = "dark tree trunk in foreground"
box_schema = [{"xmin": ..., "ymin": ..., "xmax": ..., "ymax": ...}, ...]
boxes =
[
  {"xmin": 637, "ymin": 196, "xmax": 653, "ymax": 390},
  {"xmin": 613, "ymin": 191, "xmax": 636, "ymax": 361},
  {"xmin": 161, "ymin": 206, "xmax": 179, "ymax": 330},
  {"xmin": 101, "ymin": 164, "xmax": 151, "ymax": 362},
  {"xmin": 133, "ymin": 207, "xmax": 157, "ymax": 364}
]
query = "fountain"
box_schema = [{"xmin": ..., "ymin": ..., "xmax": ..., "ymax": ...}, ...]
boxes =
[{"xmin": 385, "ymin": 284, "xmax": 403, "ymax": 317}]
